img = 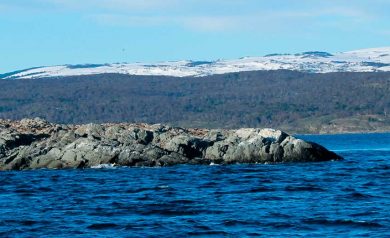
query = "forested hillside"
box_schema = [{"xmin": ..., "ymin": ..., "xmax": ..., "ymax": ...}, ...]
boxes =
[{"xmin": 1, "ymin": 70, "xmax": 390, "ymax": 134}]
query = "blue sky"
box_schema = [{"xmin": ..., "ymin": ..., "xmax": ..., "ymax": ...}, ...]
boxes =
[{"xmin": 1, "ymin": 0, "xmax": 389, "ymax": 72}]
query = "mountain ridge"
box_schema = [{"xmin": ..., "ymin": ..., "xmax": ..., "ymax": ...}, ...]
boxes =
[{"xmin": 2, "ymin": 47, "xmax": 390, "ymax": 80}]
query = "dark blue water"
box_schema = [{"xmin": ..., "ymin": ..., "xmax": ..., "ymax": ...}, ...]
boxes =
[{"xmin": 1, "ymin": 133, "xmax": 389, "ymax": 237}]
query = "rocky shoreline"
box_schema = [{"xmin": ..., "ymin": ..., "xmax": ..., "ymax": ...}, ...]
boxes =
[{"xmin": 0, "ymin": 118, "xmax": 342, "ymax": 171}]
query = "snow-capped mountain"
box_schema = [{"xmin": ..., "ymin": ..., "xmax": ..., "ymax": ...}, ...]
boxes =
[{"xmin": 2, "ymin": 47, "xmax": 390, "ymax": 79}]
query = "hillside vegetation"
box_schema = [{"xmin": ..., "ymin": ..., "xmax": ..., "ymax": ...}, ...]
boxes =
[{"xmin": 0, "ymin": 70, "xmax": 389, "ymax": 134}]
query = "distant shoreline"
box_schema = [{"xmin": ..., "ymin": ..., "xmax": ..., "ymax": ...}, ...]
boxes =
[
  {"xmin": 293, "ymin": 130, "xmax": 390, "ymax": 136},
  {"xmin": 1, "ymin": 71, "xmax": 389, "ymax": 134}
]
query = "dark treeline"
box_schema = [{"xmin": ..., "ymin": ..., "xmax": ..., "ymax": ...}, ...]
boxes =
[{"xmin": 0, "ymin": 70, "xmax": 389, "ymax": 131}]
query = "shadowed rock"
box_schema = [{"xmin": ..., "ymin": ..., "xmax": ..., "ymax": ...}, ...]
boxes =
[{"xmin": 0, "ymin": 118, "xmax": 343, "ymax": 170}]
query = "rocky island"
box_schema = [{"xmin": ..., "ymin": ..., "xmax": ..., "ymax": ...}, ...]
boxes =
[{"xmin": 0, "ymin": 118, "xmax": 342, "ymax": 171}]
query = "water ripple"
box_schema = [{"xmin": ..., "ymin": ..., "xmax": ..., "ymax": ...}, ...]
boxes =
[{"xmin": 0, "ymin": 133, "xmax": 390, "ymax": 237}]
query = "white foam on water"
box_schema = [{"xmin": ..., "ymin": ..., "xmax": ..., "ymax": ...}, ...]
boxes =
[{"xmin": 90, "ymin": 164, "xmax": 117, "ymax": 169}]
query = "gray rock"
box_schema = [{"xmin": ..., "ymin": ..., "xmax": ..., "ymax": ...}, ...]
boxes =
[{"xmin": 0, "ymin": 118, "xmax": 343, "ymax": 170}]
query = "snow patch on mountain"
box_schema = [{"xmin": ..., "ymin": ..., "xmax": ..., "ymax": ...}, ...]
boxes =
[{"xmin": 2, "ymin": 47, "xmax": 390, "ymax": 79}]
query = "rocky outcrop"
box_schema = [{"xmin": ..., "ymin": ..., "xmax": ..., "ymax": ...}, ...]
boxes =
[{"xmin": 0, "ymin": 118, "xmax": 342, "ymax": 170}]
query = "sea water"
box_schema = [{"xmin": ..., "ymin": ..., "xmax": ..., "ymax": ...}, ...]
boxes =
[{"xmin": 0, "ymin": 133, "xmax": 389, "ymax": 237}]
